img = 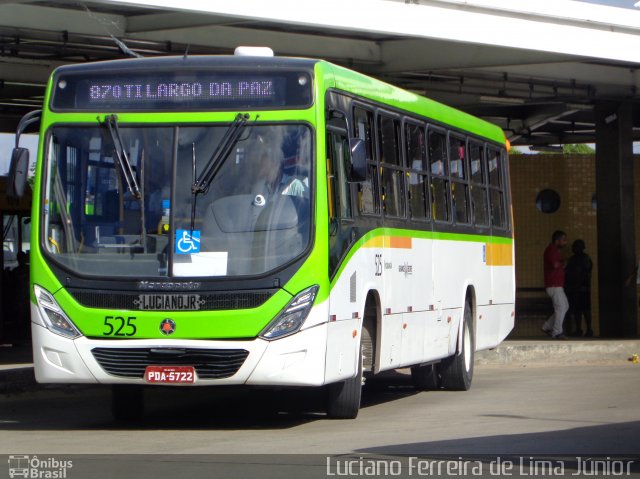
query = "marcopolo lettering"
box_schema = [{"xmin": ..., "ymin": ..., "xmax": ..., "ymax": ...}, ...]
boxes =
[{"xmin": 138, "ymin": 281, "xmax": 201, "ymax": 291}]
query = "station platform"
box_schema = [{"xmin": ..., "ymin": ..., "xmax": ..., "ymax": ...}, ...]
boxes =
[
  {"xmin": 475, "ymin": 338, "xmax": 640, "ymax": 365},
  {"xmin": 1, "ymin": 339, "xmax": 639, "ymax": 394}
]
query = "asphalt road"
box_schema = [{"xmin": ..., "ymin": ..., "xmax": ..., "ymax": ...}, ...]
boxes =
[{"xmin": 1, "ymin": 363, "xmax": 638, "ymax": 457}]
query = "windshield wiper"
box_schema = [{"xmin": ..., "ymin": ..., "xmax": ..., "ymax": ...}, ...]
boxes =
[
  {"xmin": 104, "ymin": 114, "xmax": 141, "ymax": 199},
  {"xmin": 103, "ymin": 114, "xmax": 147, "ymax": 253},
  {"xmin": 189, "ymin": 113, "xmax": 250, "ymax": 231},
  {"xmin": 192, "ymin": 113, "xmax": 250, "ymax": 195}
]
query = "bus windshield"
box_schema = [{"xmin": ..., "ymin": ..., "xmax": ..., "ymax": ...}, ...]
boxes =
[{"xmin": 43, "ymin": 123, "xmax": 312, "ymax": 278}]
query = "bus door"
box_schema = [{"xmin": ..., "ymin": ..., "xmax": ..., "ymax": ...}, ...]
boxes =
[
  {"xmin": 325, "ymin": 118, "xmax": 362, "ymax": 380},
  {"xmin": 326, "ymin": 122, "xmax": 355, "ymax": 277}
]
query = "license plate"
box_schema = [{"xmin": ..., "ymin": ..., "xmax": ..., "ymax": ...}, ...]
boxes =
[{"xmin": 144, "ymin": 366, "xmax": 196, "ymax": 384}]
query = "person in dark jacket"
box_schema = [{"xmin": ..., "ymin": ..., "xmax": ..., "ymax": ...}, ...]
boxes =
[{"xmin": 564, "ymin": 239, "xmax": 593, "ymax": 337}]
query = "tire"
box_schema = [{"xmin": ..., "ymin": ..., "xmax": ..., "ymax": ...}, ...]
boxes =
[
  {"xmin": 439, "ymin": 299, "xmax": 475, "ymax": 391},
  {"xmin": 326, "ymin": 344, "xmax": 363, "ymax": 419},
  {"xmin": 411, "ymin": 363, "xmax": 440, "ymax": 390},
  {"xmin": 112, "ymin": 385, "xmax": 144, "ymax": 421},
  {"xmin": 361, "ymin": 320, "xmax": 374, "ymax": 374}
]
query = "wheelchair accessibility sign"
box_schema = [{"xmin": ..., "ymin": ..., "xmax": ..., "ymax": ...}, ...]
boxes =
[{"xmin": 175, "ymin": 229, "xmax": 201, "ymax": 254}]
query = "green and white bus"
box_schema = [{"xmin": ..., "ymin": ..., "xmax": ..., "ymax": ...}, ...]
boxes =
[{"xmin": 10, "ymin": 48, "xmax": 514, "ymax": 419}]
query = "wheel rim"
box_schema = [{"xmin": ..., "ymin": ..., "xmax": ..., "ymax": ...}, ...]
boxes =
[{"xmin": 463, "ymin": 321, "xmax": 471, "ymax": 372}]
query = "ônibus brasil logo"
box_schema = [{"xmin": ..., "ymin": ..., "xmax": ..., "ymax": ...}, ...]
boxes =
[{"xmin": 8, "ymin": 455, "xmax": 73, "ymax": 478}]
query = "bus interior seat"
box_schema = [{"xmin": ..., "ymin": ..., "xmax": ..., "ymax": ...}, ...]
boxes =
[
  {"xmin": 252, "ymin": 195, "xmax": 305, "ymax": 272},
  {"xmin": 204, "ymin": 194, "xmax": 262, "ymax": 275},
  {"xmin": 204, "ymin": 194, "xmax": 308, "ymax": 275}
]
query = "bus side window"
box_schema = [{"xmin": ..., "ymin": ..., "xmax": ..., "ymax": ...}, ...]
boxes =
[
  {"xmin": 488, "ymin": 147, "xmax": 506, "ymax": 229},
  {"xmin": 449, "ymin": 135, "xmax": 470, "ymax": 224},
  {"xmin": 469, "ymin": 141, "xmax": 489, "ymax": 227},
  {"xmin": 353, "ymin": 107, "xmax": 379, "ymax": 215},
  {"xmin": 405, "ymin": 122, "xmax": 429, "ymax": 221},
  {"xmin": 428, "ymin": 129, "xmax": 450, "ymax": 222},
  {"xmin": 378, "ymin": 114, "xmax": 405, "ymax": 218}
]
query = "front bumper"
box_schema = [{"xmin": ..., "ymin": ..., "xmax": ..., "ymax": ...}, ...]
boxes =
[{"xmin": 31, "ymin": 304, "xmax": 331, "ymax": 387}]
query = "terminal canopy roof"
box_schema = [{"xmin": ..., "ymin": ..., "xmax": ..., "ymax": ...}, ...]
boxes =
[{"xmin": 1, "ymin": 0, "xmax": 639, "ymax": 145}]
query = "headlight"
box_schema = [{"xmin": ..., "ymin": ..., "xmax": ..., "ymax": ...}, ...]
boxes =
[
  {"xmin": 34, "ymin": 285, "xmax": 81, "ymax": 339},
  {"xmin": 260, "ymin": 285, "xmax": 319, "ymax": 340}
]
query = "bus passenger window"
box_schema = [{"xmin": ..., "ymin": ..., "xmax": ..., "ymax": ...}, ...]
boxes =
[
  {"xmin": 449, "ymin": 136, "xmax": 466, "ymax": 179},
  {"xmin": 380, "ymin": 168, "xmax": 405, "ymax": 217},
  {"xmin": 470, "ymin": 143, "xmax": 484, "ymax": 183},
  {"xmin": 488, "ymin": 147, "xmax": 506, "ymax": 228},
  {"xmin": 378, "ymin": 115, "xmax": 404, "ymax": 217},
  {"xmin": 406, "ymin": 123, "xmax": 428, "ymax": 220},
  {"xmin": 469, "ymin": 142, "xmax": 489, "ymax": 227},
  {"xmin": 451, "ymin": 183, "xmax": 469, "ymax": 224},
  {"xmin": 449, "ymin": 135, "xmax": 469, "ymax": 224},
  {"xmin": 353, "ymin": 107, "xmax": 379, "ymax": 215},
  {"xmin": 488, "ymin": 148, "xmax": 502, "ymax": 187},
  {"xmin": 490, "ymin": 189, "xmax": 505, "ymax": 228},
  {"xmin": 428, "ymin": 129, "xmax": 450, "ymax": 222}
]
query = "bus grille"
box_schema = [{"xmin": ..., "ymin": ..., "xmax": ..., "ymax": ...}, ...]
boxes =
[
  {"xmin": 91, "ymin": 347, "xmax": 249, "ymax": 379},
  {"xmin": 70, "ymin": 290, "xmax": 273, "ymax": 311}
]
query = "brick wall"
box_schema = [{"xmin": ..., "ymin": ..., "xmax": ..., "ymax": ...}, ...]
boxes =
[{"xmin": 509, "ymin": 153, "xmax": 639, "ymax": 337}]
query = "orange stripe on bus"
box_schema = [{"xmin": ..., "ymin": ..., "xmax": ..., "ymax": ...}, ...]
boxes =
[
  {"xmin": 486, "ymin": 243, "xmax": 513, "ymax": 266},
  {"xmin": 389, "ymin": 236, "xmax": 412, "ymax": 249},
  {"xmin": 363, "ymin": 236, "xmax": 412, "ymax": 249}
]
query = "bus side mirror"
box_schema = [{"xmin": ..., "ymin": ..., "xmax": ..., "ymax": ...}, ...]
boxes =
[
  {"xmin": 7, "ymin": 109, "xmax": 41, "ymax": 200},
  {"xmin": 7, "ymin": 147, "xmax": 30, "ymax": 200},
  {"xmin": 348, "ymin": 138, "xmax": 367, "ymax": 183}
]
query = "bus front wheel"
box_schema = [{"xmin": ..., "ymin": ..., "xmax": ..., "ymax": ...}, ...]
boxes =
[
  {"xmin": 326, "ymin": 345, "xmax": 363, "ymax": 419},
  {"xmin": 439, "ymin": 299, "xmax": 474, "ymax": 391}
]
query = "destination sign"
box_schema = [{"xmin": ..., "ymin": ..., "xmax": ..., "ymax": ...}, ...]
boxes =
[
  {"xmin": 88, "ymin": 79, "xmax": 275, "ymax": 103},
  {"xmin": 51, "ymin": 70, "xmax": 312, "ymax": 111}
]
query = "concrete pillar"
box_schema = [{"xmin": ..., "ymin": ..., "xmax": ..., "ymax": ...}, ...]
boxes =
[
  {"xmin": 595, "ymin": 101, "xmax": 637, "ymax": 338},
  {"xmin": 0, "ymin": 212, "xmax": 3, "ymax": 341}
]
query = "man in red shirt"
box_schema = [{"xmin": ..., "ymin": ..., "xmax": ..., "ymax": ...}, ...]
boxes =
[{"xmin": 542, "ymin": 230, "xmax": 569, "ymax": 339}]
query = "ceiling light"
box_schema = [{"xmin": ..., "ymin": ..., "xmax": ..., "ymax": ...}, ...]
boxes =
[
  {"xmin": 529, "ymin": 145, "xmax": 563, "ymax": 153},
  {"xmin": 479, "ymin": 96, "xmax": 525, "ymax": 105}
]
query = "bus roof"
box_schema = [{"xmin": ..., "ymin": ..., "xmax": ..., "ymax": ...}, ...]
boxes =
[
  {"xmin": 49, "ymin": 55, "xmax": 505, "ymax": 145},
  {"xmin": 50, "ymin": 55, "xmax": 319, "ymax": 74},
  {"xmin": 319, "ymin": 61, "xmax": 506, "ymax": 146}
]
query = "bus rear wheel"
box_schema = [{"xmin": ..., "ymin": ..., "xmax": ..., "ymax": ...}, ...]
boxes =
[
  {"xmin": 439, "ymin": 299, "xmax": 474, "ymax": 391},
  {"xmin": 326, "ymin": 345, "xmax": 363, "ymax": 419},
  {"xmin": 112, "ymin": 385, "xmax": 144, "ymax": 422},
  {"xmin": 411, "ymin": 363, "xmax": 440, "ymax": 390}
]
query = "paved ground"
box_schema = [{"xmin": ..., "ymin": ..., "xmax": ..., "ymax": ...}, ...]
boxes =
[
  {"xmin": 2, "ymin": 344, "xmax": 639, "ymax": 479},
  {"xmin": 1, "ymin": 362, "xmax": 638, "ymax": 456}
]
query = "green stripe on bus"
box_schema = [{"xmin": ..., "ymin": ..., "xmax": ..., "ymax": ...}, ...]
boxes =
[{"xmin": 329, "ymin": 228, "xmax": 513, "ymax": 289}]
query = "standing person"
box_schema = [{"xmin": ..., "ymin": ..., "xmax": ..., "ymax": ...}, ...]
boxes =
[
  {"xmin": 564, "ymin": 239, "xmax": 593, "ymax": 337},
  {"xmin": 542, "ymin": 230, "xmax": 569, "ymax": 339}
]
